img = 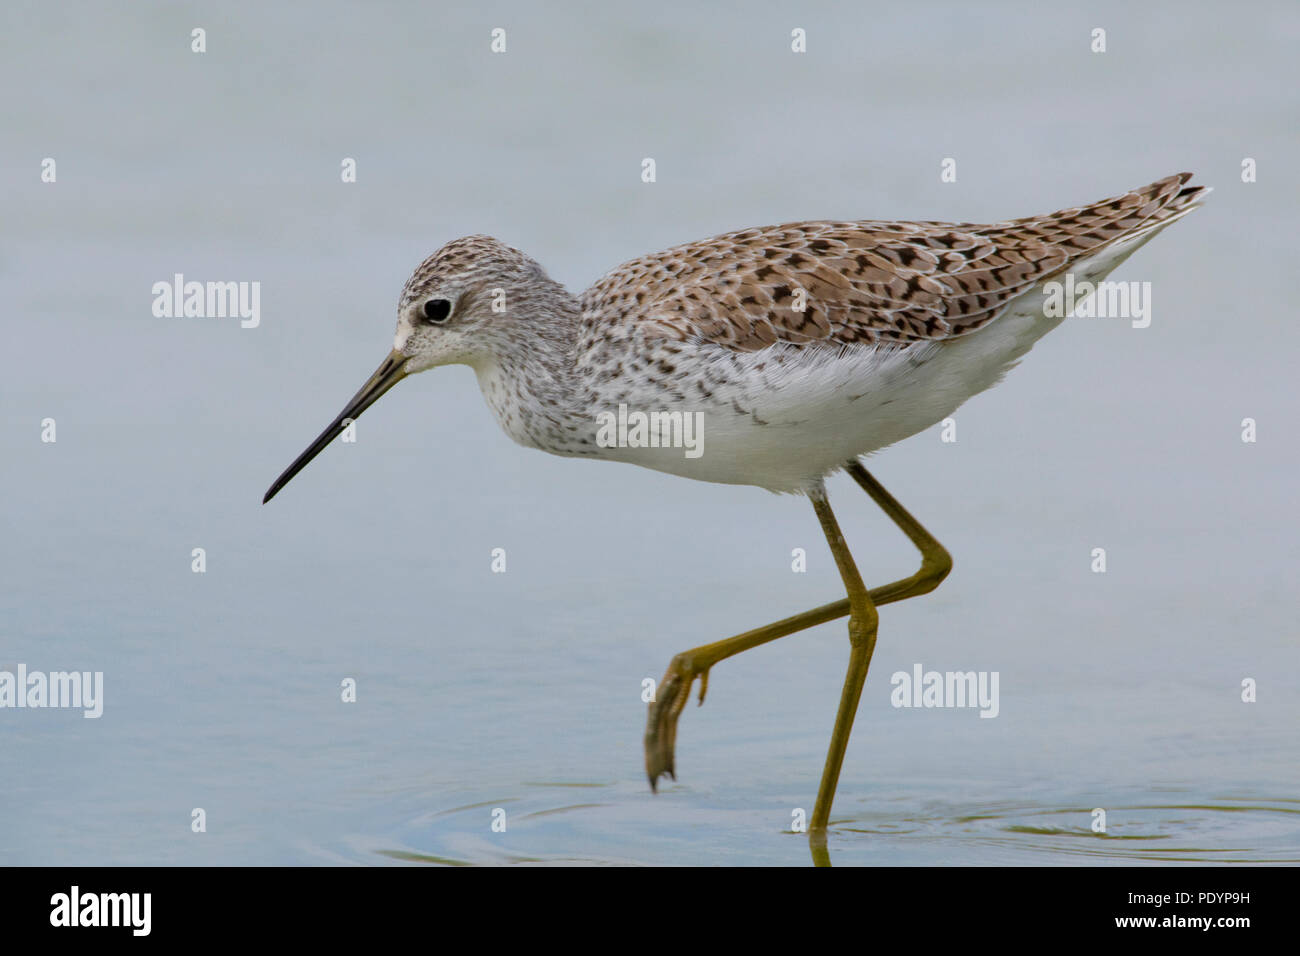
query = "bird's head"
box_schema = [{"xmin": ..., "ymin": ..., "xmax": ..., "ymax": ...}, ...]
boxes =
[
  {"xmin": 262, "ymin": 235, "xmax": 569, "ymax": 504},
  {"xmin": 395, "ymin": 234, "xmax": 560, "ymax": 373}
]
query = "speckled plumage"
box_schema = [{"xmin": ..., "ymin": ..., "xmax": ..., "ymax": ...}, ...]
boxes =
[
  {"xmin": 388, "ymin": 173, "xmax": 1207, "ymax": 493},
  {"xmin": 583, "ymin": 172, "xmax": 1204, "ymax": 349}
]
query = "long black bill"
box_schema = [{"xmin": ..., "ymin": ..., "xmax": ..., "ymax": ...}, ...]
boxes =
[{"xmin": 262, "ymin": 350, "xmax": 408, "ymax": 504}]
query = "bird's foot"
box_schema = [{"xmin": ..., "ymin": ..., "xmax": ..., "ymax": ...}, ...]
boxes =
[{"xmin": 644, "ymin": 652, "xmax": 710, "ymax": 791}]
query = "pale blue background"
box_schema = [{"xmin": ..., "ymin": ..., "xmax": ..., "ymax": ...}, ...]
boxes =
[{"xmin": 2, "ymin": 0, "xmax": 1296, "ymax": 864}]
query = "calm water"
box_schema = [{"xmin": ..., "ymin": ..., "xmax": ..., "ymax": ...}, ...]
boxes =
[{"xmin": 2, "ymin": 1, "xmax": 1297, "ymax": 865}]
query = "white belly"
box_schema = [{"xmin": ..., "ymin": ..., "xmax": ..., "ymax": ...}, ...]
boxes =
[
  {"xmin": 594, "ymin": 230, "xmax": 1162, "ymax": 492},
  {"xmin": 596, "ymin": 295, "xmax": 1061, "ymax": 492}
]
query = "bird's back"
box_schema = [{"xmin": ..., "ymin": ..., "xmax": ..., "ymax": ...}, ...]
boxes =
[{"xmin": 580, "ymin": 173, "xmax": 1209, "ymax": 353}]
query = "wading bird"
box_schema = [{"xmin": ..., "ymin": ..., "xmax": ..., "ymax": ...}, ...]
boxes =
[{"xmin": 264, "ymin": 173, "xmax": 1208, "ymax": 845}]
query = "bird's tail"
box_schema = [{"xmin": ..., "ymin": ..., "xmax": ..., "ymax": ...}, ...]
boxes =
[{"xmin": 981, "ymin": 172, "xmax": 1210, "ymax": 270}]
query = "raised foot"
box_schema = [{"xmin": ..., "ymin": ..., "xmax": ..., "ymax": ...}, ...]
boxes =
[{"xmin": 643, "ymin": 652, "xmax": 710, "ymax": 791}]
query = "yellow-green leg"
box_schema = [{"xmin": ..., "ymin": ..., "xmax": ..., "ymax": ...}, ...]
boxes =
[
  {"xmin": 844, "ymin": 461, "xmax": 952, "ymax": 600},
  {"xmin": 807, "ymin": 489, "xmax": 877, "ymax": 833},
  {"xmin": 644, "ymin": 462, "xmax": 952, "ymax": 831}
]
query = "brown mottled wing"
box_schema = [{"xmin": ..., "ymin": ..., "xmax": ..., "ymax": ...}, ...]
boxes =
[{"xmin": 582, "ymin": 173, "xmax": 1205, "ymax": 351}]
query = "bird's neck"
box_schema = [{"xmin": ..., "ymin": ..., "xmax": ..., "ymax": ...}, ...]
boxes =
[{"xmin": 470, "ymin": 289, "xmax": 591, "ymax": 456}]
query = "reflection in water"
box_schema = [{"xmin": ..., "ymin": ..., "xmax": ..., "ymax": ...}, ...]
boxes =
[{"xmin": 367, "ymin": 783, "xmax": 1300, "ymax": 866}]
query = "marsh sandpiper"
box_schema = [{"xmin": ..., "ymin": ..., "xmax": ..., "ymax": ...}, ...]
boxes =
[{"xmin": 264, "ymin": 172, "xmax": 1209, "ymax": 844}]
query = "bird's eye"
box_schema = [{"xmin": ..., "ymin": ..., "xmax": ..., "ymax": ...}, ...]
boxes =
[{"xmin": 422, "ymin": 298, "xmax": 452, "ymax": 324}]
